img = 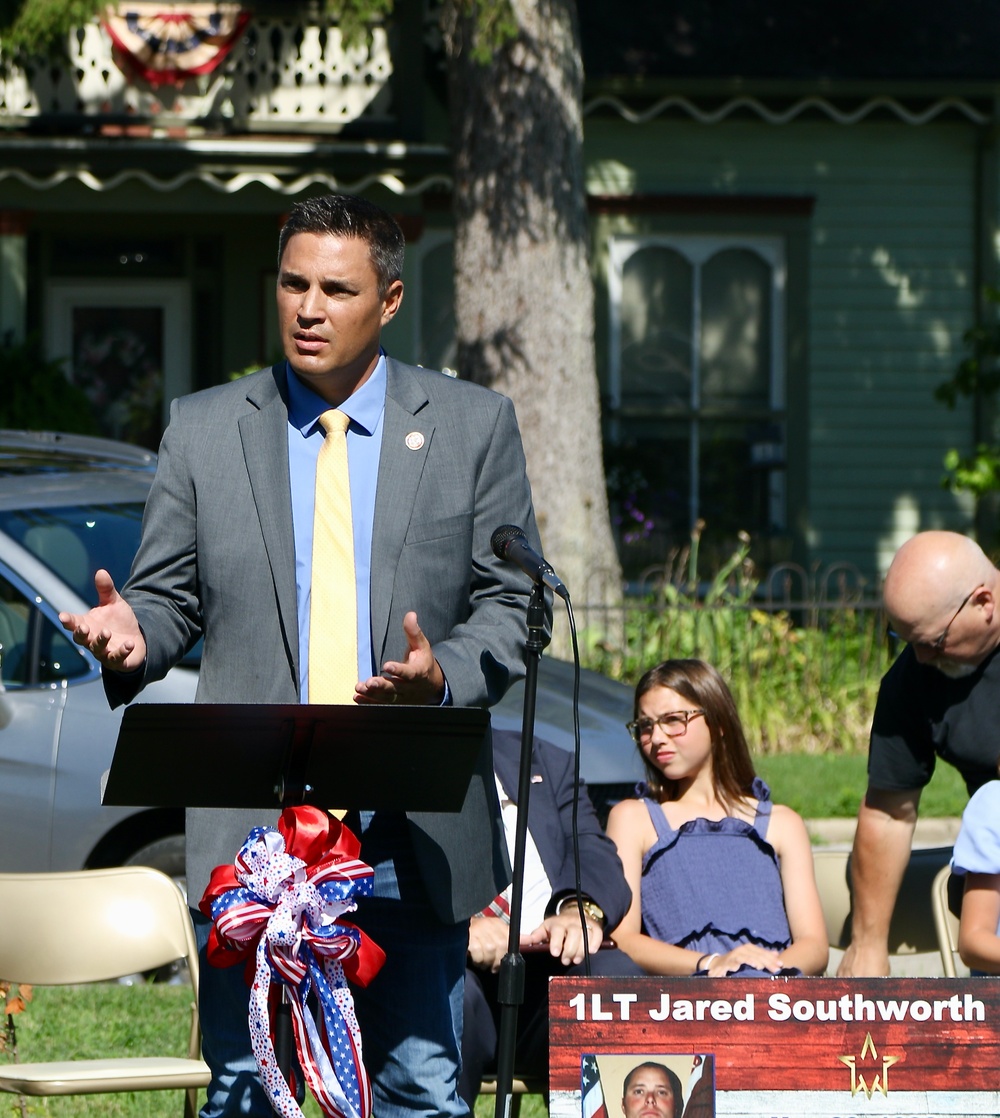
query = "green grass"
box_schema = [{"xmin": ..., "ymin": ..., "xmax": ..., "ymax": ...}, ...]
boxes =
[
  {"xmin": 0, "ymin": 983, "xmax": 550, "ymax": 1118},
  {"xmin": 475, "ymin": 1094, "xmax": 547, "ymax": 1118},
  {"xmin": 0, "ymin": 982, "xmax": 331, "ymax": 1118},
  {"xmin": 0, "ymin": 984, "xmax": 197, "ymax": 1117},
  {"xmin": 755, "ymin": 751, "xmax": 968, "ymax": 819},
  {"xmin": 0, "ymin": 750, "xmax": 964, "ymax": 1118}
]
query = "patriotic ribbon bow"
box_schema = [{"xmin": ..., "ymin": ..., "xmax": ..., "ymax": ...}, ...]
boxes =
[{"xmin": 199, "ymin": 805, "xmax": 385, "ymax": 1118}]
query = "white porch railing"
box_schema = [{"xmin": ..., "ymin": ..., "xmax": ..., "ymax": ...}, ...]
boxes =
[{"xmin": 0, "ymin": 14, "xmax": 393, "ymax": 132}]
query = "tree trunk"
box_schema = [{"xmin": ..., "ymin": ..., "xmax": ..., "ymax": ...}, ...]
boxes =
[{"xmin": 443, "ymin": 0, "xmax": 622, "ymax": 646}]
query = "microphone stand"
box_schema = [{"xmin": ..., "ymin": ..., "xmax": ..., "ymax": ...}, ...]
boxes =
[{"xmin": 494, "ymin": 578, "xmax": 548, "ymax": 1118}]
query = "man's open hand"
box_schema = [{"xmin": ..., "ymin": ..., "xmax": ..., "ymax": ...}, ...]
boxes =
[
  {"xmin": 355, "ymin": 611, "xmax": 445, "ymax": 704},
  {"xmin": 58, "ymin": 569, "xmax": 146, "ymax": 672}
]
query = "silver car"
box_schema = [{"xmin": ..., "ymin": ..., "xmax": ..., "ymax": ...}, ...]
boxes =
[
  {"xmin": 0, "ymin": 429, "xmax": 639, "ymax": 883},
  {"xmin": 0, "ymin": 430, "xmax": 196, "ymax": 880}
]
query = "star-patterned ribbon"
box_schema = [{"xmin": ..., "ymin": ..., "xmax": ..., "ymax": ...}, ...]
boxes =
[{"xmin": 199, "ymin": 804, "xmax": 385, "ymax": 1118}]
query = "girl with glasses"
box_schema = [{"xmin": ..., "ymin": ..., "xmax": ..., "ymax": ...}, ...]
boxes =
[{"xmin": 606, "ymin": 658, "xmax": 828, "ymax": 977}]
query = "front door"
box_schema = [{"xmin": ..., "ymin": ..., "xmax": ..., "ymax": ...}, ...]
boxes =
[{"xmin": 45, "ymin": 279, "xmax": 190, "ymax": 449}]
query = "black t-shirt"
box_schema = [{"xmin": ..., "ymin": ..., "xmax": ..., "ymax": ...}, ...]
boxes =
[{"xmin": 868, "ymin": 644, "xmax": 1000, "ymax": 795}]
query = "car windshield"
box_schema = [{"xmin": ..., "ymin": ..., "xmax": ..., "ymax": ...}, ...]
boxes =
[{"xmin": 0, "ymin": 503, "xmax": 145, "ymax": 600}]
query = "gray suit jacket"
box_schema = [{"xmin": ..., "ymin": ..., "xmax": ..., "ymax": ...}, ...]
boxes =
[{"xmin": 106, "ymin": 358, "xmax": 544, "ymax": 920}]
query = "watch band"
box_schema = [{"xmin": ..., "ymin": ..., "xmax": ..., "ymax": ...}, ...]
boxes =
[{"xmin": 555, "ymin": 894, "xmax": 606, "ymax": 927}]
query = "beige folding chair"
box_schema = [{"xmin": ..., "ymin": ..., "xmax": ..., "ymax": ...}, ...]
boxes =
[
  {"xmin": 812, "ymin": 845, "xmax": 954, "ymax": 975},
  {"xmin": 932, "ymin": 864, "xmax": 969, "ymax": 978},
  {"xmin": 811, "ymin": 848, "xmax": 853, "ymax": 956},
  {"xmin": 0, "ymin": 866, "xmax": 210, "ymax": 1117}
]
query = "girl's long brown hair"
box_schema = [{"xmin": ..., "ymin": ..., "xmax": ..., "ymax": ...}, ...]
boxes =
[{"xmin": 633, "ymin": 658, "xmax": 757, "ymax": 815}]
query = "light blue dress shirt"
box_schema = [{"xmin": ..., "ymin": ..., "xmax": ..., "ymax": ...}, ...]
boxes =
[
  {"xmin": 286, "ymin": 354, "xmax": 433, "ymax": 899},
  {"xmin": 286, "ymin": 356, "xmax": 385, "ymax": 702}
]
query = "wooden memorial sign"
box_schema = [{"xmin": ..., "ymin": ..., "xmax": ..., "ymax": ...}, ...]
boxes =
[{"xmin": 548, "ymin": 976, "xmax": 1000, "ymax": 1118}]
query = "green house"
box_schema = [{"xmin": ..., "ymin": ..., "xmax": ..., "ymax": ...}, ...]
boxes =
[{"xmin": 0, "ymin": 0, "xmax": 994, "ymax": 589}]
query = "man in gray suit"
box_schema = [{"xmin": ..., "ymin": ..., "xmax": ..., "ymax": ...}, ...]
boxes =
[{"xmin": 60, "ymin": 194, "xmax": 545, "ymax": 1118}]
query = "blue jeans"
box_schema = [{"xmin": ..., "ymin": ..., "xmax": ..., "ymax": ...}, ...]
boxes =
[
  {"xmin": 193, "ymin": 908, "xmax": 273, "ymax": 1117},
  {"xmin": 351, "ymin": 897, "xmax": 469, "ymax": 1118},
  {"xmin": 348, "ymin": 809, "xmax": 470, "ymax": 1118},
  {"xmin": 194, "ymin": 811, "xmax": 469, "ymax": 1118}
]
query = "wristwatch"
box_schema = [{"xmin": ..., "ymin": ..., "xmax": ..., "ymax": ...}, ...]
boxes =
[{"xmin": 556, "ymin": 895, "xmax": 605, "ymax": 928}]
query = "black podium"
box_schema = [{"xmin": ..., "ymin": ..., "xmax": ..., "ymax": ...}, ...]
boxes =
[
  {"xmin": 103, "ymin": 702, "xmax": 490, "ymax": 812},
  {"xmin": 102, "ymin": 701, "xmax": 492, "ymax": 1115}
]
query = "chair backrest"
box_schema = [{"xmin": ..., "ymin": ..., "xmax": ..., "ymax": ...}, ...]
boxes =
[
  {"xmin": 812, "ymin": 847, "xmax": 853, "ymax": 949},
  {"xmin": 0, "ymin": 866, "xmax": 199, "ymax": 988},
  {"xmin": 932, "ymin": 864, "xmax": 969, "ymax": 978},
  {"xmin": 812, "ymin": 844, "xmax": 953, "ymax": 971},
  {"xmin": 886, "ymin": 845, "xmax": 954, "ymax": 955}
]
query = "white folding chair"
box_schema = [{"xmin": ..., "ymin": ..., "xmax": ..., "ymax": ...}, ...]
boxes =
[{"xmin": 0, "ymin": 865, "xmax": 210, "ymax": 1117}]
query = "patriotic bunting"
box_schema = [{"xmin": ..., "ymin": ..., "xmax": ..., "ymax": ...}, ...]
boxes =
[
  {"xmin": 200, "ymin": 804, "xmax": 385, "ymax": 1118},
  {"xmin": 103, "ymin": 3, "xmax": 252, "ymax": 86}
]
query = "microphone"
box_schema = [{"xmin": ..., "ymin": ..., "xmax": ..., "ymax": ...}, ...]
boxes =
[{"xmin": 491, "ymin": 524, "xmax": 569, "ymax": 600}]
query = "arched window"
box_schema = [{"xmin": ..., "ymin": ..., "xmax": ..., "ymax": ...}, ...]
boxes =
[{"xmin": 608, "ymin": 235, "xmax": 786, "ymax": 570}]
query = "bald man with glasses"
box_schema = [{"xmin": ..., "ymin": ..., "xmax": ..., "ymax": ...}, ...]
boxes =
[{"xmin": 838, "ymin": 530, "xmax": 1000, "ymax": 977}]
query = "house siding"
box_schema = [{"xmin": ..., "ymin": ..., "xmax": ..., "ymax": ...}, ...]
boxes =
[{"xmin": 584, "ymin": 116, "xmax": 978, "ymax": 584}]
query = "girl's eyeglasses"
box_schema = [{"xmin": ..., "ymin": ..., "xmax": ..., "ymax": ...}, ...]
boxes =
[{"xmin": 626, "ymin": 710, "xmax": 706, "ymax": 743}]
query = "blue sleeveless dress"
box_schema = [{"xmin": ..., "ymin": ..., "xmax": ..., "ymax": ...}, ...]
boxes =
[{"xmin": 639, "ymin": 777, "xmax": 799, "ymax": 976}]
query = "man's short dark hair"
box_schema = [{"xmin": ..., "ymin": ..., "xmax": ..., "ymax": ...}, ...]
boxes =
[
  {"xmin": 277, "ymin": 193, "xmax": 405, "ymax": 297},
  {"xmin": 622, "ymin": 1062, "xmax": 683, "ymax": 1116}
]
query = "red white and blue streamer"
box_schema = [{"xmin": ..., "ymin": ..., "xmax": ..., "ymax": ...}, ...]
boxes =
[
  {"xmin": 200, "ymin": 805, "xmax": 385, "ymax": 1118},
  {"xmin": 103, "ymin": 3, "xmax": 252, "ymax": 87}
]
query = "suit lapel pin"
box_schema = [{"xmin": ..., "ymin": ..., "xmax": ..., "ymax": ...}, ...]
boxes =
[{"xmin": 405, "ymin": 431, "xmax": 425, "ymax": 451}]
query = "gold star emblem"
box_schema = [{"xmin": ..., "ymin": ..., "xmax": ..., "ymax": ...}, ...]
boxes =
[{"xmin": 838, "ymin": 1032, "xmax": 901, "ymax": 1098}]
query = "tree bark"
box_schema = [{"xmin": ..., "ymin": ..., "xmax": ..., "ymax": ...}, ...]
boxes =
[{"xmin": 442, "ymin": 0, "xmax": 622, "ymax": 637}]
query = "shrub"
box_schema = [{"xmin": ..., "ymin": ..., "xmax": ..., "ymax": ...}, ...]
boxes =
[
  {"xmin": 0, "ymin": 336, "xmax": 100, "ymax": 434},
  {"xmin": 581, "ymin": 524, "xmax": 893, "ymax": 754}
]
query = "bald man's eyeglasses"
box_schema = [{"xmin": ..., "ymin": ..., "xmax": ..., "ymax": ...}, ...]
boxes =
[{"xmin": 887, "ymin": 585, "xmax": 981, "ymax": 652}]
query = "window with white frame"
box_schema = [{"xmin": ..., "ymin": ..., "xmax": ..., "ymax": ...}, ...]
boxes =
[
  {"xmin": 45, "ymin": 279, "xmax": 190, "ymax": 450},
  {"xmin": 607, "ymin": 234, "xmax": 787, "ymax": 574}
]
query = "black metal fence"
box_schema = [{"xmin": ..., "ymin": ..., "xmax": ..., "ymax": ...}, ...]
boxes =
[{"xmin": 570, "ymin": 560, "xmax": 892, "ymax": 754}]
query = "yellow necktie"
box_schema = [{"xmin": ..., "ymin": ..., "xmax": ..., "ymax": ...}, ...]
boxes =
[{"xmin": 309, "ymin": 409, "xmax": 358, "ymax": 704}]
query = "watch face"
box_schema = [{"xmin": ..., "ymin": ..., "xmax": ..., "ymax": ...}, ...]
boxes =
[{"xmin": 558, "ymin": 896, "xmax": 605, "ymax": 924}]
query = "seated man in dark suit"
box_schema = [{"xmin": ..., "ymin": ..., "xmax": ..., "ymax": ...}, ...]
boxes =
[{"xmin": 459, "ymin": 729, "xmax": 634, "ymax": 1108}]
